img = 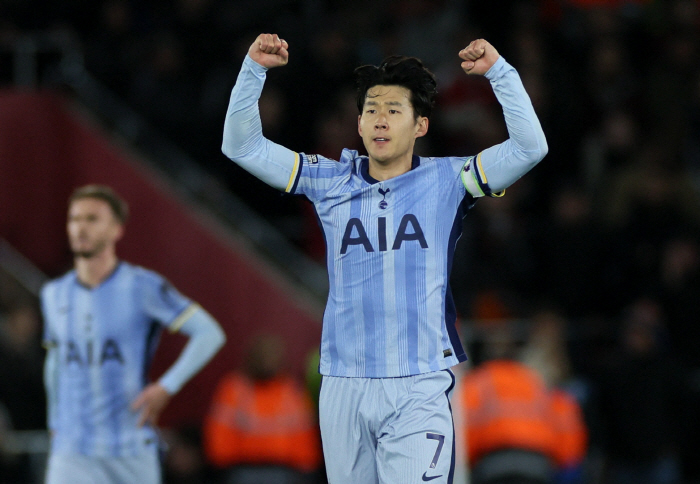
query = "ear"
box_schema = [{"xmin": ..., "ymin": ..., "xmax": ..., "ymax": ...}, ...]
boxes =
[
  {"xmin": 415, "ymin": 117, "xmax": 429, "ymax": 138},
  {"xmin": 113, "ymin": 223, "xmax": 125, "ymax": 243},
  {"xmin": 358, "ymin": 115, "xmax": 363, "ymax": 137}
]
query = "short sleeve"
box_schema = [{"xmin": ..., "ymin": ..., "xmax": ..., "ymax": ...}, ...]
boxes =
[
  {"xmin": 292, "ymin": 151, "xmax": 353, "ymax": 202},
  {"xmin": 141, "ymin": 273, "xmax": 195, "ymax": 331}
]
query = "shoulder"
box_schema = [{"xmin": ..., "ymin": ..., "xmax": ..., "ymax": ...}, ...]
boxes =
[
  {"xmin": 125, "ymin": 262, "xmax": 166, "ymax": 286},
  {"xmin": 215, "ymin": 372, "xmax": 250, "ymax": 396},
  {"xmin": 41, "ymin": 270, "xmax": 75, "ymax": 298},
  {"xmin": 419, "ymin": 154, "xmax": 472, "ymax": 171},
  {"xmin": 300, "ymin": 148, "xmax": 359, "ymax": 170}
]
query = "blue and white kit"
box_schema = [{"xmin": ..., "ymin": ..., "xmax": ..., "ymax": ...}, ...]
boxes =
[
  {"xmin": 223, "ymin": 52, "xmax": 547, "ymax": 483},
  {"xmin": 42, "ymin": 261, "xmax": 225, "ymax": 483}
]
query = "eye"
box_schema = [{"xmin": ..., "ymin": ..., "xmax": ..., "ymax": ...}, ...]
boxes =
[
  {"xmin": 389, "ymin": 109, "xmax": 399, "ymax": 114},
  {"xmin": 366, "ymin": 109, "xmax": 376, "ymax": 114}
]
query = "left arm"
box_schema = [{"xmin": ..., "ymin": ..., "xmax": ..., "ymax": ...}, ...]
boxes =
[
  {"xmin": 459, "ymin": 39, "xmax": 548, "ymax": 196},
  {"xmin": 132, "ymin": 306, "xmax": 226, "ymax": 426}
]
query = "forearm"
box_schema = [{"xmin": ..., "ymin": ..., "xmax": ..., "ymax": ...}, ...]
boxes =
[
  {"xmin": 479, "ymin": 57, "xmax": 548, "ymax": 191},
  {"xmin": 43, "ymin": 347, "xmax": 58, "ymax": 430},
  {"xmin": 222, "ymin": 55, "xmax": 299, "ymax": 191},
  {"xmin": 159, "ymin": 307, "xmax": 226, "ymax": 394}
]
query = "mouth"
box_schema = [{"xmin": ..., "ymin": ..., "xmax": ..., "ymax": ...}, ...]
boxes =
[{"xmin": 373, "ymin": 137, "xmax": 390, "ymax": 144}]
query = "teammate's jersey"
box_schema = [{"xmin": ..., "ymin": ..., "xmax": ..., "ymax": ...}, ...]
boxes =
[
  {"xmin": 223, "ymin": 54, "xmax": 547, "ymax": 378},
  {"xmin": 41, "ymin": 262, "xmax": 195, "ymax": 457}
]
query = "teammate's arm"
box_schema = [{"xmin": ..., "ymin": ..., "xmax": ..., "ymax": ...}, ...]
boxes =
[
  {"xmin": 459, "ymin": 39, "xmax": 548, "ymax": 197},
  {"xmin": 221, "ymin": 33, "xmax": 301, "ymax": 192},
  {"xmin": 131, "ymin": 307, "xmax": 226, "ymax": 427},
  {"xmin": 40, "ymin": 289, "xmax": 58, "ymax": 434},
  {"xmin": 43, "ymin": 344, "xmax": 59, "ymax": 433}
]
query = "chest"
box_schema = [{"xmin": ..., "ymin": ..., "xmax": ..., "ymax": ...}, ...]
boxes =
[
  {"xmin": 48, "ymin": 285, "xmax": 150, "ymax": 367},
  {"xmin": 319, "ymin": 168, "xmax": 464, "ymax": 255}
]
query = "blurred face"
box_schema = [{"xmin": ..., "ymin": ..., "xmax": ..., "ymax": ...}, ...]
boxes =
[
  {"xmin": 67, "ymin": 198, "xmax": 123, "ymax": 258},
  {"xmin": 358, "ymin": 85, "xmax": 428, "ymax": 167}
]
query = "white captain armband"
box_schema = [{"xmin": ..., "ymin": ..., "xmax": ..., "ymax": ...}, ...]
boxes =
[{"xmin": 461, "ymin": 154, "xmax": 505, "ymax": 198}]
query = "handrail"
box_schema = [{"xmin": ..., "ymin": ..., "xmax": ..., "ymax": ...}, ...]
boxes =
[{"xmin": 0, "ymin": 238, "xmax": 48, "ymax": 296}]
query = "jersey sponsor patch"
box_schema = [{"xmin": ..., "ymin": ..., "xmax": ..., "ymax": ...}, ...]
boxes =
[{"xmin": 307, "ymin": 154, "xmax": 319, "ymax": 164}]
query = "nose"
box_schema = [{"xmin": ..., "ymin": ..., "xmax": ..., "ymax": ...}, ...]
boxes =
[{"xmin": 374, "ymin": 115, "xmax": 388, "ymax": 130}]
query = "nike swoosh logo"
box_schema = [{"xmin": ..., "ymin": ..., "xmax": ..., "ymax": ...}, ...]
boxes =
[{"xmin": 422, "ymin": 471, "xmax": 443, "ymax": 481}]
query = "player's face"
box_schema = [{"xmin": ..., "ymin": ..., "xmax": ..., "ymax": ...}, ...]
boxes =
[
  {"xmin": 358, "ymin": 85, "xmax": 428, "ymax": 167},
  {"xmin": 67, "ymin": 198, "xmax": 123, "ymax": 258}
]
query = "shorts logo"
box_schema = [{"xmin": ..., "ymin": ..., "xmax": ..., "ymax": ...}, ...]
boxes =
[
  {"xmin": 308, "ymin": 154, "xmax": 319, "ymax": 164},
  {"xmin": 422, "ymin": 433, "xmax": 445, "ymax": 481}
]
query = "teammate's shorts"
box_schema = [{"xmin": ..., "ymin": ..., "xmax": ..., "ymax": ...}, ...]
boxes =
[
  {"xmin": 319, "ymin": 368, "xmax": 456, "ymax": 484},
  {"xmin": 45, "ymin": 449, "xmax": 161, "ymax": 484}
]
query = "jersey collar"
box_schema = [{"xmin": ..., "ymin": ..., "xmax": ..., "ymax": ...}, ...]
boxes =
[
  {"xmin": 360, "ymin": 155, "xmax": 421, "ymax": 184},
  {"xmin": 74, "ymin": 260, "xmax": 124, "ymax": 290}
]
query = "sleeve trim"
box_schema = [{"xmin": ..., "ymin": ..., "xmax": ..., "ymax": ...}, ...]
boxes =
[
  {"xmin": 169, "ymin": 303, "xmax": 200, "ymax": 333},
  {"xmin": 475, "ymin": 152, "xmax": 488, "ymax": 184},
  {"xmin": 285, "ymin": 152, "xmax": 301, "ymax": 193}
]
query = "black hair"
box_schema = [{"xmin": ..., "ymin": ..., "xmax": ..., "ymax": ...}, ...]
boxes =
[{"xmin": 354, "ymin": 55, "xmax": 437, "ymax": 120}]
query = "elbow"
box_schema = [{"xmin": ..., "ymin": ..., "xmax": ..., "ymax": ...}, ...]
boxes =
[
  {"xmin": 221, "ymin": 135, "xmax": 241, "ymax": 161},
  {"xmin": 213, "ymin": 324, "xmax": 227, "ymax": 352},
  {"xmin": 538, "ymin": 133, "xmax": 549, "ymax": 161},
  {"xmin": 221, "ymin": 117, "xmax": 248, "ymax": 161},
  {"xmin": 525, "ymin": 132, "xmax": 548, "ymax": 166}
]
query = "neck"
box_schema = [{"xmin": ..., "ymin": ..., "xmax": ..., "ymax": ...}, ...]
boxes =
[
  {"xmin": 75, "ymin": 250, "xmax": 118, "ymax": 288},
  {"xmin": 368, "ymin": 154, "xmax": 413, "ymax": 181}
]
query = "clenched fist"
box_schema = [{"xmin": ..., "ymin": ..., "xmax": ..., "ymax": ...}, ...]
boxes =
[
  {"xmin": 459, "ymin": 39, "xmax": 500, "ymax": 76},
  {"xmin": 248, "ymin": 33, "xmax": 289, "ymax": 69}
]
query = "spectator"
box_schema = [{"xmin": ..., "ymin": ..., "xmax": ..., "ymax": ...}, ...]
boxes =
[
  {"xmin": 595, "ymin": 298, "xmax": 687, "ymax": 484},
  {"xmin": 0, "ymin": 304, "xmax": 46, "ymax": 432},
  {"xmin": 459, "ymin": 325, "xmax": 588, "ymax": 484},
  {"xmin": 203, "ymin": 333, "xmax": 322, "ymax": 483}
]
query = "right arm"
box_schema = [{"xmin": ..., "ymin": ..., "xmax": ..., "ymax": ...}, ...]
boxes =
[
  {"xmin": 222, "ymin": 33, "xmax": 301, "ymax": 192},
  {"xmin": 40, "ymin": 287, "xmax": 58, "ymax": 433},
  {"xmin": 43, "ymin": 346, "xmax": 58, "ymax": 432}
]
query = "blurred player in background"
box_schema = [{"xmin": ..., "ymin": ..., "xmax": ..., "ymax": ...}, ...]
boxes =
[
  {"xmin": 41, "ymin": 185, "xmax": 226, "ymax": 484},
  {"xmin": 223, "ymin": 33, "xmax": 547, "ymax": 483}
]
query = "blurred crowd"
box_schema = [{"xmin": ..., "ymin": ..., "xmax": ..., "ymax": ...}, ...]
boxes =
[{"xmin": 2, "ymin": 0, "xmax": 700, "ymax": 482}]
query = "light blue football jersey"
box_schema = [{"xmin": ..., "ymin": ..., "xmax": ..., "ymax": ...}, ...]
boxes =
[
  {"xmin": 292, "ymin": 150, "xmax": 476, "ymax": 377},
  {"xmin": 223, "ymin": 54, "xmax": 547, "ymax": 379},
  {"xmin": 41, "ymin": 262, "xmax": 195, "ymax": 457}
]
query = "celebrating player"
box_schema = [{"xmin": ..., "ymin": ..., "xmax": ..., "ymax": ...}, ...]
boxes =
[
  {"xmin": 41, "ymin": 185, "xmax": 226, "ymax": 484},
  {"xmin": 223, "ymin": 33, "xmax": 547, "ymax": 483}
]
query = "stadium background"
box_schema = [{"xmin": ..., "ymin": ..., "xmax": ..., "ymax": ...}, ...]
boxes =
[{"xmin": 1, "ymin": 0, "xmax": 700, "ymax": 482}]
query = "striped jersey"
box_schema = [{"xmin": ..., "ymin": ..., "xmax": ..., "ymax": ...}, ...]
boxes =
[
  {"xmin": 293, "ymin": 150, "xmax": 481, "ymax": 377},
  {"xmin": 222, "ymin": 55, "xmax": 547, "ymax": 378},
  {"xmin": 41, "ymin": 262, "xmax": 195, "ymax": 456}
]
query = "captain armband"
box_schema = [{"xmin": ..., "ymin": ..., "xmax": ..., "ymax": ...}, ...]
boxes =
[{"xmin": 460, "ymin": 154, "xmax": 506, "ymax": 198}]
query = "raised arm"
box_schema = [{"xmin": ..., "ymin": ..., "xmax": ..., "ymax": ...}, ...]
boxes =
[
  {"xmin": 222, "ymin": 33, "xmax": 301, "ymax": 192},
  {"xmin": 459, "ymin": 39, "xmax": 548, "ymax": 195}
]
